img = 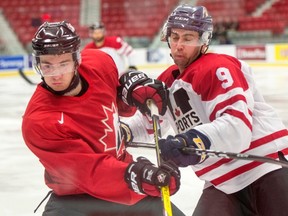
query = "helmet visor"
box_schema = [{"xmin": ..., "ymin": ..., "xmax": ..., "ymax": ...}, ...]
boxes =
[
  {"xmin": 167, "ymin": 29, "xmax": 204, "ymax": 47},
  {"xmin": 32, "ymin": 53, "xmax": 76, "ymax": 77}
]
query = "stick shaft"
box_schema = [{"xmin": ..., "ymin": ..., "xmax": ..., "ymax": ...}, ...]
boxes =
[
  {"xmin": 147, "ymin": 100, "xmax": 173, "ymax": 216},
  {"xmin": 182, "ymin": 147, "xmax": 288, "ymax": 168},
  {"xmin": 127, "ymin": 142, "xmax": 288, "ymax": 168},
  {"xmin": 18, "ymin": 68, "xmax": 37, "ymax": 85}
]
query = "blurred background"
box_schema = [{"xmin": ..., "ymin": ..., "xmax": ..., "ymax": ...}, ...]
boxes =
[{"xmin": 0, "ymin": 0, "xmax": 288, "ymax": 55}]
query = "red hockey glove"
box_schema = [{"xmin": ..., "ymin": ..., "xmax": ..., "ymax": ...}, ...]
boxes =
[
  {"xmin": 159, "ymin": 129, "xmax": 211, "ymax": 167},
  {"xmin": 118, "ymin": 71, "xmax": 168, "ymax": 116},
  {"xmin": 125, "ymin": 157, "xmax": 180, "ymax": 197}
]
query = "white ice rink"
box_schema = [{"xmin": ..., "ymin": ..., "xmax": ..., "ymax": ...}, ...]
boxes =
[{"xmin": 0, "ymin": 64, "xmax": 288, "ymax": 216}]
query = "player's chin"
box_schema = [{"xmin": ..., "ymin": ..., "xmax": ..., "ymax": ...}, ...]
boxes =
[
  {"xmin": 174, "ymin": 59, "xmax": 188, "ymax": 68},
  {"xmin": 50, "ymin": 84, "xmax": 67, "ymax": 92},
  {"xmin": 173, "ymin": 55, "xmax": 186, "ymax": 62}
]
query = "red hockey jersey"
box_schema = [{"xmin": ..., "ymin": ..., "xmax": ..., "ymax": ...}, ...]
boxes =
[{"xmin": 22, "ymin": 49, "xmax": 145, "ymax": 205}]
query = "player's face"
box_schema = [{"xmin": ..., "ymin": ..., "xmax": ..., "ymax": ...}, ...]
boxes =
[
  {"xmin": 169, "ymin": 28, "xmax": 203, "ymax": 73},
  {"xmin": 89, "ymin": 28, "xmax": 105, "ymax": 42},
  {"xmin": 39, "ymin": 53, "xmax": 75, "ymax": 92}
]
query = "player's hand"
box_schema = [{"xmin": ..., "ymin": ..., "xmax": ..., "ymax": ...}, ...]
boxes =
[
  {"xmin": 118, "ymin": 71, "xmax": 168, "ymax": 116},
  {"xmin": 159, "ymin": 129, "xmax": 211, "ymax": 167},
  {"xmin": 125, "ymin": 157, "xmax": 180, "ymax": 196}
]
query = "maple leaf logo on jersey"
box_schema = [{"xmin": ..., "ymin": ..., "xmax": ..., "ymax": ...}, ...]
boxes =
[
  {"xmin": 99, "ymin": 103, "xmax": 119, "ymax": 152},
  {"xmin": 174, "ymin": 108, "xmax": 181, "ymax": 117}
]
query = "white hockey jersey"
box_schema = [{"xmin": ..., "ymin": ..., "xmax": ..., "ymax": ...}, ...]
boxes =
[
  {"xmin": 128, "ymin": 53, "xmax": 288, "ymax": 194},
  {"xmin": 83, "ymin": 36, "xmax": 133, "ymax": 74}
]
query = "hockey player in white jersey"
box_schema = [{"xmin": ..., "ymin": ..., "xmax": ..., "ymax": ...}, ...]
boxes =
[
  {"xmin": 83, "ymin": 22, "xmax": 137, "ymax": 74},
  {"xmin": 118, "ymin": 4, "xmax": 288, "ymax": 216}
]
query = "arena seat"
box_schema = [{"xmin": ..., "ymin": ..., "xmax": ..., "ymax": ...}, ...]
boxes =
[
  {"xmin": 196, "ymin": 0, "xmax": 287, "ymax": 35},
  {"xmin": 0, "ymin": 0, "xmax": 178, "ymax": 48},
  {"xmin": 3, "ymin": 0, "xmax": 286, "ymax": 49},
  {"xmin": 0, "ymin": 0, "xmax": 81, "ymax": 47},
  {"xmin": 100, "ymin": 0, "xmax": 179, "ymax": 39},
  {"xmin": 238, "ymin": 0, "xmax": 288, "ymax": 34}
]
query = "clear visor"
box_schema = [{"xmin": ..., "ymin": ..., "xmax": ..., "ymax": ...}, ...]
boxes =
[
  {"xmin": 167, "ymin": 30, "xmax": 204, "ymax": 47},
  {"xmin": 32, "ymin": 54, "xmax": 76, "ymax": 77}
]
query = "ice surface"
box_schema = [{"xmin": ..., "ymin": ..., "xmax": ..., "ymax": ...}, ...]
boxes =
[{"xmin": 0, "ymin": 65, "xmax": 287, "ymax": 215}]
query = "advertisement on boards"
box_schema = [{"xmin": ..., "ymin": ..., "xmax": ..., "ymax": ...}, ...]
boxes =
[{"xmin": 236, "ymin": 45, "xmax": 266, "ymax": 60}]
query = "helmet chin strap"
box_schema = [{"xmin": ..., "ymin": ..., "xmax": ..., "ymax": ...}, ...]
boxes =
[
  {"xmin": 201, "ymin": 44, "xmax": 209, "ymax": 54},
  {"xmin": 42, "ymin": 70, "xmax": 81, "ymax": 96}
]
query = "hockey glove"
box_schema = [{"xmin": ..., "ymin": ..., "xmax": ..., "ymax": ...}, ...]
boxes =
[
  {"xmin": 120, "ymin": 121, "xmax": 133, "ymax": 145},
  {"xmin": 159, "ymin": 129, "xmax": 211, "ymax": 167},
  {"xmin": 118, "ymin": 71, "xmax": 168, "ymax": 116},
  {"xmin": 117, "ymin": 97, "xmax": 137, "ymax": 117},
  {"xmin": 125, "ymin": 157, "xmax": 180, "ymax": 197}
]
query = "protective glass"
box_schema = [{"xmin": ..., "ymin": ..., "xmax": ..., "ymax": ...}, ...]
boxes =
[
  {"xmin": 38, "ymin": 61, "xmax": 75, "ymax": 77},
  {"xmin": 32, "ymin": 53, "xmax": 76, "ymax": 77},
  {"xmin": 168, "ymin": 31, "xmax": 202, "ymax": 47}
]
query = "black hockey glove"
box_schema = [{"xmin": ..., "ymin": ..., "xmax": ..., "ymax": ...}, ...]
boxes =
[
  {"xmin": 159, "ymin": 129, "xmax": 211, "ymax": 167},
  {"xmin": 125, "ymin": 157, "xmax": 180, "ymax": 197},
  {"xmin": 120, "ymin": 121, "xmax": 133, "ymax": 145},
  {"xmin": 118, "ymin": 71, "xmax": 168, "ymax": 116}
]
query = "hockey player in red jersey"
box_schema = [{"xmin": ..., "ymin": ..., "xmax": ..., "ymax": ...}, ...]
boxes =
[
  {"xmin": 83, "ymin": 22, "xmax": 137, "ymax": 74},
  {"xmin": 21, "ymin": 21, "xmax": 185, "ymax": 216},
  {"xmin": 119, "ymin": 4, "xmax": 288, "ymax": 216}
]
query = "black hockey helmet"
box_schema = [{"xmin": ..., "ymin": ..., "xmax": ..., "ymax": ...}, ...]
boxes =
[
  {"xmin": 89, "ymin": 21, "xmax": 105, "ymax": 30},
  {"xmin": 32, "ymin": 21, "xmax": 82, "ymax": 95},
  {"xmin": 161, "ymin": 5, "xmax": 213, "ymax": 45},
  {"xmin": 32, "ymin": 21, "xmax": 81, "ymax": 56}
]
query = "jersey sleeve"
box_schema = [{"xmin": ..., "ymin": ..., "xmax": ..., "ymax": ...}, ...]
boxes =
[
  {"xmin": 22, "ymin": 113, "xmax": 145, "ymax": 205},
  {"xmin": 192, "ymin": 55, "xmax": 254, "ymax": 153}
]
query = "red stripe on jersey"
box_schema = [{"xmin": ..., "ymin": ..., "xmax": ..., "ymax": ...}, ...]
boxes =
[
  {"xmin": 210, "ymin": 95, "xmax": 248, "ymax": 121},
  {"xmin": 195, "ymin": 158, "xmax": 232, "ymax": 177},
  {"xmin": 250, "ymin": 129, "xmax": 288, "ymax": 149},
  {"xmin": 225, "ymin": 109, "xmax": 252, "ymax": 131},
  {"xmin": 146, "ymin": 125, "xmax": 165, "ymax": 134},
  {"xmin": 210, "ymin": 152, "xmax": 279, "ymax": 186},
  {"xmin": 124, "ymin": 46, "xmax": 133, "ymax": 56},
  {"xmin": 119, "ymin": 43, "xmax": 132, "ymax": 56},
  {"xmin": 147, "ymin": 129, "xmax": 154, "ymax": 134},
  {"xmin": 211, "ymin": 147, "xmax": 288, "ymax": 186},
  {"xmin": 146, "ymin": 118, "xmax": 163, "ymax": 134},
  {"xmin": 195, "ymin": 129, "xmax": 288, "ymax": 177},
  {"xmin": 281, "ymin": 147, "xmax": 288, "ymax": 155}
]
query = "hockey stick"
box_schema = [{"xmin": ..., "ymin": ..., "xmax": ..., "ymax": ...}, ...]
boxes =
[
  {"xmin": 127, "ymin": 142, "xmax": 288, "ymax": 168},
  {"xmin": 147, "ymin": 99, "xmax": 173, "ymax": 216},
  {"xmin": 18, "ymin": 68, "xmax": 37, "ymax": 85}
]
